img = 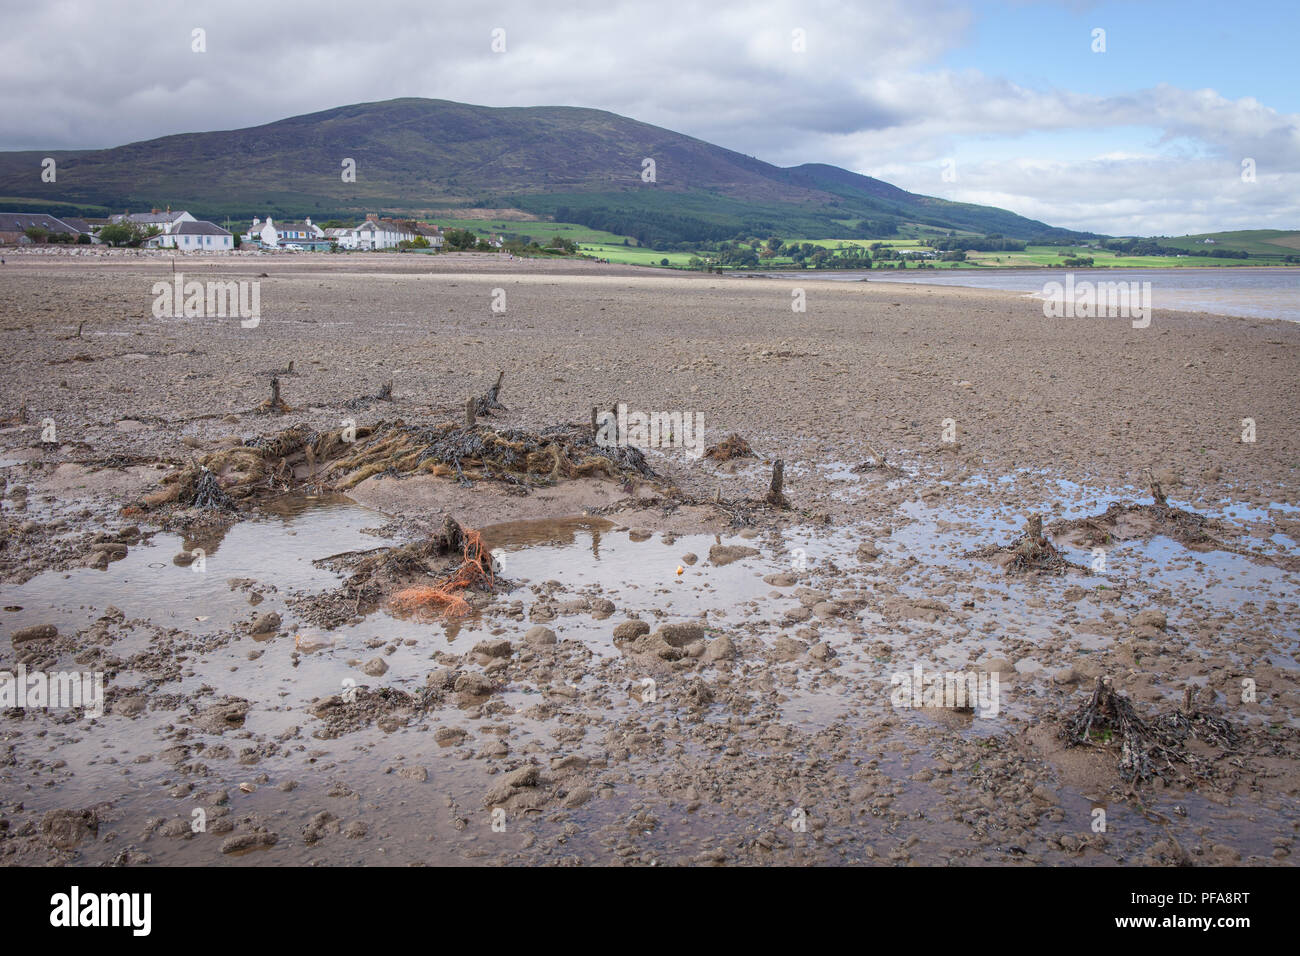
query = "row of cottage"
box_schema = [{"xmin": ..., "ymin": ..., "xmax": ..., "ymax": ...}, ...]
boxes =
[{"xmin": 0, "ymin": 209, "xmax": 501, "ymax": 252}]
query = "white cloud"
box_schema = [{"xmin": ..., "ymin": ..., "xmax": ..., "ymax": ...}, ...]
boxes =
[{"xmin": 0, "ymin": 0, "xmax": 1294, "ymax": 234}]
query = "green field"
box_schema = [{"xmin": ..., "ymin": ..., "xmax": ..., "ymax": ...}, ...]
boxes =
[
  {"xmin": 1153, "ymin": 230, "xmax": 1300, "ymax": 257},
  {"xmin": 423, "ymin": 220, "xmax": 1300, "ymax": 272},
  {"xmin": 577, "ymin": 243, "xmax": 696, "ymax": 267},
  {"xmin": 435, "ymin": 218, "xmax": 633, "ymax": 245}
]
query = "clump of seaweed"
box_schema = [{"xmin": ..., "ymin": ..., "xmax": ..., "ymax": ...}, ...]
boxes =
[
  {"xmin": 967, "ymin": 514, "xmax": 1086, "ymax": 575},
  {"xmin": 344, "ymin": 379, "xmax": 394, "ymax": 411},
  {"xmin": 328, "ymin": 420, "xmax": 655, "ymax": 490},
  {"xmin": 190, "ymin": 467, "xmax": 235, "ymax": 511},
  {"xmin": 146, "ymin": 417, "xmax": 657, "ymax": 513},
  {"xmin": 1051, "ymin": 470, "xmax": 1221, "ymax": 550},
  {"xmin": 1059, "ymin": 678, "xmax": 1240, "ymax": 785},
  {"xmin": 704, "ymin": 434, "xmax": 756, "ymax": 462},
  {"xmin": 470, "ymin": 370, "xmax": 507, "ymax": 418}
]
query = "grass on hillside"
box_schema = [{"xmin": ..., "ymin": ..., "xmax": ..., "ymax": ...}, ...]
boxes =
[{"xmin": 1154, "ymin": 230, "xmax": 1300, "ymax": 257}]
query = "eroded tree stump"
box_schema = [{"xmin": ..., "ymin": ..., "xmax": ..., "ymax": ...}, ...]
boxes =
[{"xmin": 765, "ymin": 459, "xmax": 790, "ymax": 508}]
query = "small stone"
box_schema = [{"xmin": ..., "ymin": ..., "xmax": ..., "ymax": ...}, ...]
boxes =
[
  {"xmin": 613, "ymin": 620, "xmax": 651, "ymax": 642},
  {"xmin": 250, "ymin": 612, "xmax": 281, "ymax": 635},
  {"xmin": 502, "ymin": 765, "xmax": 539, "ymax": 788},
  {"xmin": 708, "ymin": 543, "xmax": 759, "ymax": 566},
  {"xmin": 1130, "ymin": 610, "xmax": 1168, "ymax": 631},
  {"xmin": 702, "ymin": 635, "xmax": 736, "ymax": 662},
  {"xmin": 220, "ymin": 831, "xmax": 278, "ymax": 854},
  {"xmin": 523, "ymin": 625, "xmax": 557, "ymax": 646},
  {"xmin": 11, "ymin": 624, "xmax": 57, "ymax": 644},
  {"xmin": 454, "ymin": 673, "xmax": 495, "ymax": 697},
  {"xmin": 656, "ymin": 623, "xmax": 706, "ymax": 647}
]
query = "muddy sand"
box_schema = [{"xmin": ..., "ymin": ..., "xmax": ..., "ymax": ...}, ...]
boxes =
[{"xmin": 0, "ymin": 250, "xmax": 1296, "ymax": 866}]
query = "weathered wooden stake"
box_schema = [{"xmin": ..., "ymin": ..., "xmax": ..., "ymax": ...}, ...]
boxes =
[
  {"xmin": 1026, "ymin": 514, "xmax": 1043, "ymax": 543},
  {"xmin": 268, "ymin": 376, "xmax": 285, "ymax": 413},
  {"xmin": 1145, "ymin": 468, "xmax": 1168, "ymax": 507},
  {"xmin": 765, "ymin": 459, "xmax": 789, "ymax": 508}
]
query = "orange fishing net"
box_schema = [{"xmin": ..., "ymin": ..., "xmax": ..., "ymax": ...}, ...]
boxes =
[{"xmin": 391, "ymin": 527, "xmax": 495, "ymax": 618}]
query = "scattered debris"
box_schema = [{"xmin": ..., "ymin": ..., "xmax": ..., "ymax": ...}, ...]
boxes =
[
  {"xmin": 851, "ymin": 442, "xmax": 906, "ymax": 475},
  {"xmin": 391, "ymin": 519, "xmax": 497, "ymax": 619},
  {"xmin": 344, "ymin": 379, "xmax": 394, "ymax": 410},
  {"xmin": 299, "ymin": 516, "xmax": 495, "ymax": 626},
  {"xmin": 967, "ymin": 514, "xmax": 1086, "ymax": 575},
  {"xmin": 1059, "ymin": 678, "xmax": 1240, "ymax": 785}
]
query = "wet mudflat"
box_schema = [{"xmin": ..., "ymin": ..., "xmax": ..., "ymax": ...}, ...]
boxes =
[{"xmin": 1, "ymin": 254, "xmax": 1297, "ymax": 866}]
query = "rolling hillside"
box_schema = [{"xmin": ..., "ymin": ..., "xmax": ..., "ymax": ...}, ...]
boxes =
[{"xmin": 0, "ymin": 97, "xmax": 1091, "ymax": 244}]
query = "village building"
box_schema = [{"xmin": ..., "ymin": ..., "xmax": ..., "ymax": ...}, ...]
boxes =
[
  {"xmin": 145, "ymin": 220, "xmax": 234, "ymax": 250},
  {"xmin": 109, "ymin": 209, "xmax": 196, "ymax": 231},
  {"xmin": 0, "ymin": 212, "xmax": 83, "ymax": 244},
  {"xmin": 350, "ymin": 214, "xmax": 415, "ymax": 250},
  {"xmin": 414, "ymin": 223, "xmax": 445, "ymax": 248},
  {"xmin": 270, "ymin": 217, "xmax": 324, "ymax": 241},
  {"xmin": 243, "ymin": 216, "xmax": 327, "ymax": 248},
  {"xmin": 324, "ymin": 227, "xmax": 355, "ymax": 249}
]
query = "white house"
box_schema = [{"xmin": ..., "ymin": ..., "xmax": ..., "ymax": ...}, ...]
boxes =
[
  {"xmin": 350, "ymin": 215, "xmax": 415, "ymax": 250},
  {"xmin": 325, "ymin": 227, "xmax": 357, "ymax": 250},
  {"xmin": 145, "ymin": 220, "xmax": 234, "ymax": 251},
  {"xmin": 414, "ymin": 223, "xmax": 445, "ymax": 249},
  {"xmin": 274, "ymin": 217, "xmax": 324, "ymax": 241}
]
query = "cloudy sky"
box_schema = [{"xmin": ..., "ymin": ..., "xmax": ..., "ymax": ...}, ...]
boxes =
[{"xmin": 2, "ymin": 0, "xmax": 1296, "ymax": 236}]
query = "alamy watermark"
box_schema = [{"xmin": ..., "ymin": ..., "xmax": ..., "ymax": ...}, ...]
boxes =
[
  {"xmin": 152, "ymin": 273, "xmax": 261, "ymax": 328},
  {"xmin": 1041, "ymin": 274, "xmax": 1151, "ymax": 328},
  {"xmin": 595, "ymin": 403, "xmax": 705, "ymax": 459},
  {"xmin": 1, "ymin": 666, "xmax": 105, "ymax": 718},
  {"xmin": 891, "ymin": 663, "xmax": 999, "ymax": 717},
  {"xmin": 50, "ymin": 886, "xmax": 150, "ymax": 936}
]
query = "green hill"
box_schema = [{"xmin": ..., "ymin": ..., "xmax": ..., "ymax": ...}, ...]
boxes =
[
  {"xmin": 1154, "ymin": 230, "xmax": 1300, "ymax": 257},
  {"xmin": 0, "ymin": 97, "xmax": 1091, "ymax": 244}
]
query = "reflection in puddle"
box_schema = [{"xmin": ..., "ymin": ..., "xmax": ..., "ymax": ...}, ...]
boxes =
[{"xmin": 4, "ymin": 495, "xmax": 398, "ymax": 638}]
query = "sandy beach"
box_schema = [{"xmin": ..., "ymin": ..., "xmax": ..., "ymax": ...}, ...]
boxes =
[{"xmin": 1, "ymin": 250, "xmax": 1297, "ymax": 866}]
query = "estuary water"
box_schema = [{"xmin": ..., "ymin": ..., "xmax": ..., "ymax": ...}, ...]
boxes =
[{"xmin": 764, "ymin": 267, "xmax": 1300, "ymax": 322}]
